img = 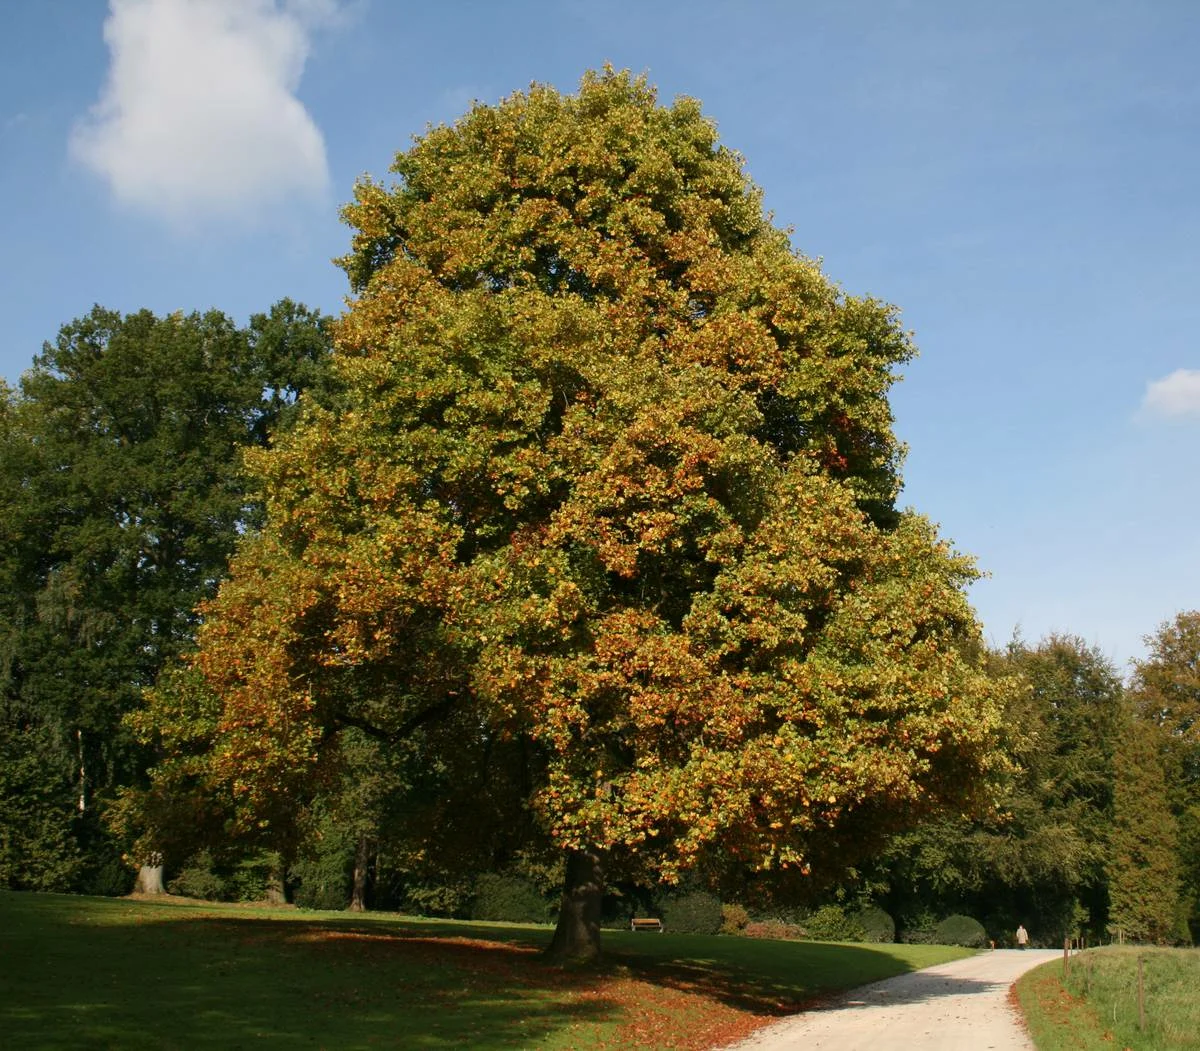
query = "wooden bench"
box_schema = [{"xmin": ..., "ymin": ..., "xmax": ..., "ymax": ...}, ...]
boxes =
[{"xmin": 630, "ymin": 917, "xmax": 664, "ymax": 933}]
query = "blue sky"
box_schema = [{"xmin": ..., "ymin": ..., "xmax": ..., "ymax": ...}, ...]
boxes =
[{"xmin": 2, "ymin": 0, "xmax": 1198, "ymax": 670}]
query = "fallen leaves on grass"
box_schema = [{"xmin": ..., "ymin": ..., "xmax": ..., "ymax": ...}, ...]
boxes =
[
  {"xmin": 1014, "ymin": 971, "xmax": 1115, "ymax": 1050},
  {"xmin": 283, "ymin": 927, "xmax": 773, "ymax": 1048}
]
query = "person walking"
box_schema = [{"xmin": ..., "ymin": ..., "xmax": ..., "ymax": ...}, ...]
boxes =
[{"xmin": 1016, "ymin": 924, "xmax": 1029, "ymax": 949}]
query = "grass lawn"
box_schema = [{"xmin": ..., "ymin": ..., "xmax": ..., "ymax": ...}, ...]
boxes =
[
  {"xmin": 1, "ymin": 891, "xmax": 972, "ymax": 1049},
  {"xmin": 1014, "ymin": 946, "xmax": 1200, "ymax": 1051}
]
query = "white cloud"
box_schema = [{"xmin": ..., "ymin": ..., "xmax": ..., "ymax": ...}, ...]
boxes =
[
  {"xmin": 1141, "ymin": 369, "xmax": 1200, "ymax": 419},
  {"xmin": 70, "ymin": 0, "xmax": 338, "ymax": 227}
]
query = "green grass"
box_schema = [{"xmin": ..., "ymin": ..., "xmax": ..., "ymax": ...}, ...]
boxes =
[
  {"xmin": 0, "ymin": 891, "xmax": 972, "ymax": 1049},
  {"xmin": 1015, "ymin": 946, "xmax": 1200, "ymax": 1051}
]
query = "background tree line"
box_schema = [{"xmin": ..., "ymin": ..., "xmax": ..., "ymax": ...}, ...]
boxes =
[
  {"xmin": 1, "ymin": 71, "xmax": 1195, "ymax": 953},
  {"xmin": 0, "ymin": 300, "xmax": 333, "ymax": 894},
  {"xmin": 860, "ymin": 627, "xmax": 1199, "ymax": 946}
]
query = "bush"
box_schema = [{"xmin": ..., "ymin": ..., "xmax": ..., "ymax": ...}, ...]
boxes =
[
  {"xmin": 855, "ymin": 905, "xmax": 896, "ymax": 943},
  {"xmin": 167, "ymin": 848, "xmax": 285, "ymax": 903},
  {"xmin": 0, "ymin": 725, "xmax": 83, "ymax": 892},
  {"xmin": 400, "ymin": 879, "xmax": 474, "ymax": 918},
  {"xmin": 898, "ymin": 908, "xmax": 939, "ymax": 944},
  {"xmin": 74, "ymin": 826, "xmax": 135, "ymax": 897},
  {"xmin": 291, "ymin": 848, "xmax": 351, "ymax": 911},
  {"xmin": 471, "ymin": 873, "xmax": 554, "ymax": 924},
  {"xmin": 936, "ymin": 914, "xmax": 989, "ymax": 948},
  {"xmin": 721, "ymin": 903, "xmax": 750, "ymax": 935},
  {"xmin": 225, "ymin": 850, "xmax": 281, "ymax": 903},
  {"xmin": 804, "ymin": 904, "xmax": 867, "ymax": 942},
  {"xmin": 662, "ymin": 890, "xmax": 723, "ymax": 935},
  {"xmin": 168, "ymin": 850, "xmax": 227, "ymax": 901},
  {"xmin": 744, "ymin": 920, "xmax": 807, "ymax": 940}
]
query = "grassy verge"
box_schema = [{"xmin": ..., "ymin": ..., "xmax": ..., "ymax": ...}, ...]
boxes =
[
  {"xmin": 1, "ymin": 891, "xmax": 971, "ymax": 1049},
  {"xmin": 1014, "ymin": 946, "xmax": 1200, "ymax": 1051}
]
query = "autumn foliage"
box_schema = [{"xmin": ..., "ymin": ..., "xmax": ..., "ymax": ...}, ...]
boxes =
[{"xmin": 140, "ymin": 71, "xmax": 1007, "ymax": 943}]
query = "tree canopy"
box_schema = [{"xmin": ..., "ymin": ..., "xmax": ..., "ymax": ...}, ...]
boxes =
[{"xmin": 139, "ymin": 70, "xmax": 1007, "ymax": 958}]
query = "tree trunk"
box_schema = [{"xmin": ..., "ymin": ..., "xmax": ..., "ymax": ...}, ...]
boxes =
[
  {"xmin": 348, "ymin": 833, "xmax": 371, "ymax": 912},
  {"xmin": 265, "ymin": 859, "xmax": 287, "ymax": 906},
  {"xmin": 76, "ymin": 729, "xmax": 87, "ymax": 813},
  {"xmin": 546, "ymin": 848, "xmax": 604, "ymax": 963},
  {"xmin": 135, "ymin": 852, "xmax": 164, "ymax": 895}
]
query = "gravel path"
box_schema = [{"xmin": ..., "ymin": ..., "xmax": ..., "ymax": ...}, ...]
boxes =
[{"xmin": 722, "ymin": 948, "xmax": 1060, "ymax": 1051}]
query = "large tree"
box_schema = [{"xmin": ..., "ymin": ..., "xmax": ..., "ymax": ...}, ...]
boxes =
[
  {"xmin": 0, "ymin": 302, "xmax": 332, "ymax": 890},
  {"xmin": 151, "ymin": 70, "xmax": 1006, "ymax": 959},
  {"xmin": 1106, "ymin": 713, "xmax": 1185, "ymax": 943}
]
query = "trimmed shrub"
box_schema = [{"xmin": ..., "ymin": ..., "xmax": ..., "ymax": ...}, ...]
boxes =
[
  {"xmin": 744, "ymin": 920, "xmax": 807, "ymax": 940},
  {"xmin": 471, "ymin": 873, "xmax": 554, "ymax": 924},
  {"xmin": 936, "ymin": 914, "xmax": 989, "ymax": 948},
  {"xmin": 855, "ymin": 906, "xmax": 896, "ymax": 943},
  {"xmin": 804, "ymin": 904, "xmax": 866, "ymax": 942},
  {"xmin": 721, "ymin": 903, "xmax": 751, "ymax": 935},
  {"xmin": 662, "ymin": 890, "xmax": 723, "ymax": 935}
]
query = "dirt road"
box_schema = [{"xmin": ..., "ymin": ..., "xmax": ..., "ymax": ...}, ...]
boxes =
[{"xmin": 723, "ymin": 948, "xmax": 1060, "ymax": 1050}]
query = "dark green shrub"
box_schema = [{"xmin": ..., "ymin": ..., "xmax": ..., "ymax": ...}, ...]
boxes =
[
  {"xmin": 77, "ymin": 852, "xmax": 134, "ymax": 897},
  {"xmin": 855, "ymin": 905, "xmax": 896, "ymax": 943},
  {"xmin": 721, "ymin": 903, "xmax": 751, "ymax": 935},
  {"xmin": 167, "ymin": 848, "xmax": 284, "ymax": 904},
  {"xmin": 936, "ymin": 913, "xmax": 988, "ymax": 948},
  {"xmin": 804, "ymin": 904, "xmax": 866, "ymax": 942},
  {"xmin": 225, "ymin": 850, "xmax": 280, "ymax": 902},
  {"xmin": 291, "ymin": 848, "xmax": 351, "ymax": 910},
  {"xmin": 662, "ymin": 890, "xmax": 723, "ymax": 935},
  {"xmin": 400, "ymin": 879, "xmax": 474, "ymax": 918},
  {"xmin": 168, "ymin": 850, "xmax": 227, "ymax": 901},
  {"xmin": 898, "ymin": 908, "xmax": 939, "ymax": 944},
  {"xmin": 471, "ymin": 873, "xmax": 554, "ymax": 924},
  {"xmin": 74, "ymin": 825, "xmax": 135, "ymax": 897},
  {"xmin": 0, "ymin": 725, "xmax": 82, "ymax": 892}
]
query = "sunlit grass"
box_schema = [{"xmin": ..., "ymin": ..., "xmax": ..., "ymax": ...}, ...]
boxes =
[{"xmin": 1015, "ymin": 946, "xmax": 1200, "ymax": 1051}]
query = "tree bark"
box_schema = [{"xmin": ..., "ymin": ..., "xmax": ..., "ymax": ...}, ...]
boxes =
[
  {"xmin": 348, "ymin": 833, "xmax": 371, "ymax": 912},
  {"xmin": 76, "ymin": 728, "xmax": 86, "ymax": 813},
  {"xmin": 265, "ymin": 859, "xmax": 287, "ymax": 906},
  {"xmin": 135, "ymin": 852, "xmax": 165, "ymax": 895},
  {"xmin": 546, "ymin": 848, "xmax": 604, "ymax": 963}
]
